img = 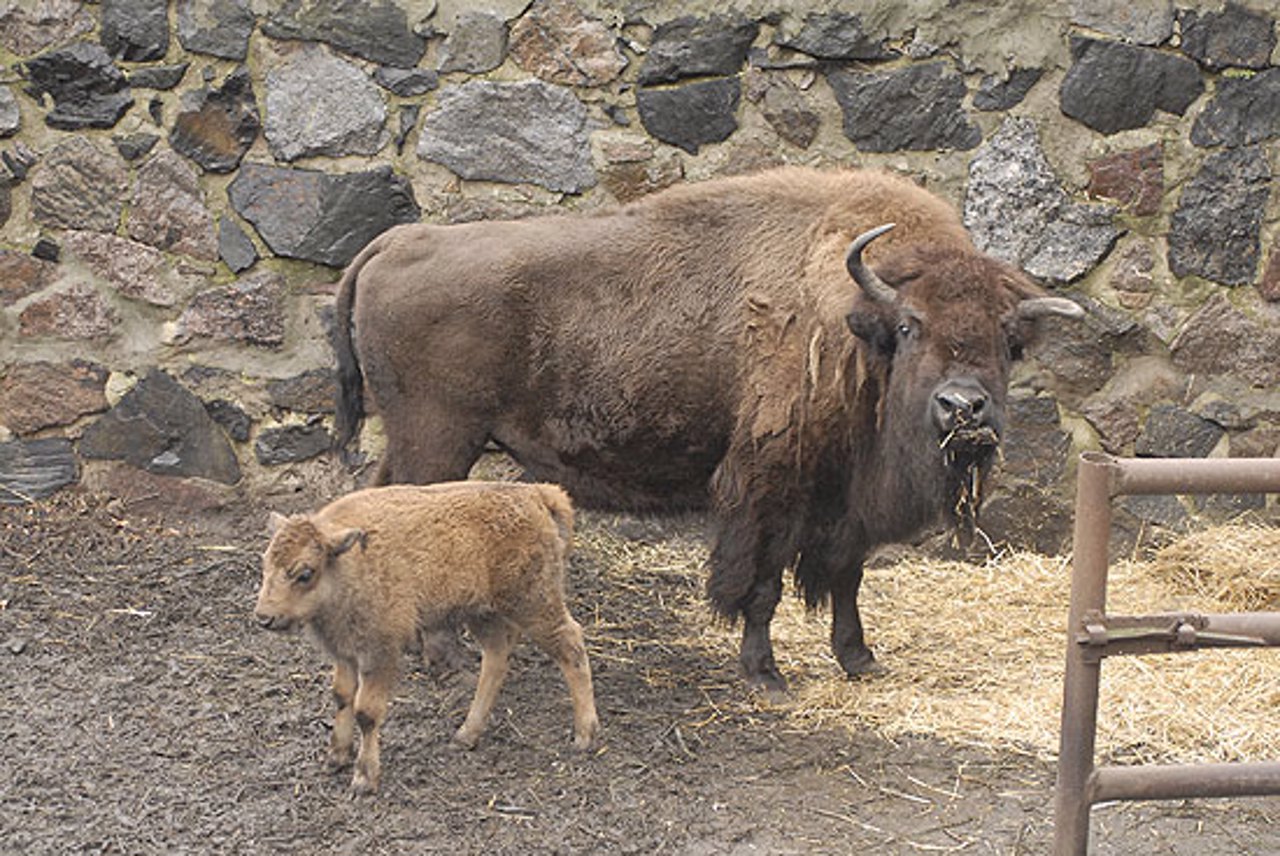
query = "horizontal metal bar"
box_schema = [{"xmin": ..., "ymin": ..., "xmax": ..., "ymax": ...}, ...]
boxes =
[
  {"xmin": 1085, "ymin": 452, "xmax": 1280, "ymax": 497},
  {"xmin": 1089, "ymin": 762, "xmax": 1280, "ymax": 804},
  {"xmin": 1076, "ymin": 611, "xmax": 1280, "ymax": 660}
]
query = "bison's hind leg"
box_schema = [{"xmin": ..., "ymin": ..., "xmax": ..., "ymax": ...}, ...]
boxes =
[{"xmin": 378, "ymin": 407, "xmax": 490, "ymax": 486}]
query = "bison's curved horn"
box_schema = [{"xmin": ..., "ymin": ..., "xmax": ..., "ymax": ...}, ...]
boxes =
[
  {"xmin": 845, "ymin": 223, "xmax": 899, "ymax": 305},
  {"xmin": 1016, "ymin": 296, "xmax": 1086, "ymax": 321}
]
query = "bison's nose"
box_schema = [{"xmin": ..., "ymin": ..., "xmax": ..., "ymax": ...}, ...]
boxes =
[{"xmin": 932, "ymin": 381, "xmax": 990, "ymax": 431}]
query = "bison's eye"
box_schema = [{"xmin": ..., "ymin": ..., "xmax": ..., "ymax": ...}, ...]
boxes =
[{"xmin": 293, "ymin": 566, "xmax": 315, "ymax": 585}]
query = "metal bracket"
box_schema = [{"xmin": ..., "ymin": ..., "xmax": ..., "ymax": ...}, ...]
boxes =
[{"xmin": 1076, "ymin": 611, "xmax": 1271, "ymax": 662}]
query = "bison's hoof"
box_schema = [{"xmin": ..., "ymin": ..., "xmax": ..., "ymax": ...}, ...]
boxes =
[
  {"xmin": 743, "ymin": 667, "xmax": 789, "ymax": 700},
  {"xmin": 838, "ymin": 648, "xmax": 886, "ymax": 679}
]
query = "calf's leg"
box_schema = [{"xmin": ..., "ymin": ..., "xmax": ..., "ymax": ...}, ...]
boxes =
[
  {"xmin": 330, "ymin": 660, "xmax": 358, "ymax": 767},
  {"xmin": 454, "ymin": 616, "xmax": 518, "ymax": 750},
  {"xmin": 529, "ymin": 612, "xmax": 599, "ymax": 750},
  {"xmin": 350, "ymin": 665, "xmax": 396, "ymax": 795}
]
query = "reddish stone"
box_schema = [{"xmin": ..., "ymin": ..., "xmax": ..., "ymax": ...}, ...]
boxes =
[
  {"xmin": 174, "ymin": 271, "xmax": 285, "ymax": 347},
  {"xmin": 0, "ymin": 360, "xmax": 109, "ymax": 435},
  {"xmin": 509, "ymin": 0, "xmax": 628, "ymax": 87},
  {"xmin": 18, "ymin": 284, "xmax": 118, "ymax": 340},
  {"xmin": 1086, "ymin": 143, "xmax": 1163, "ymax": 216},
  {"xmin": 0, "ymin": 251, "xmax": 57, "ymax": 306},
  {"xmin": 1260, "ymin": 240, "xmax": 1280, "ymax": 302}
]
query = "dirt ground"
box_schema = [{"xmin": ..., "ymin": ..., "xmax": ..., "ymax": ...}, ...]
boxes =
[{"xmin": 2, "ymin": 486, "xmax": 1276, "ymax": 855}]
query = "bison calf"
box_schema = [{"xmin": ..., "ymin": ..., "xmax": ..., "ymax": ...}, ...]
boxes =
[{"xmin": 255, "ymin": 481, "xmax": 599, "ymax": 794}]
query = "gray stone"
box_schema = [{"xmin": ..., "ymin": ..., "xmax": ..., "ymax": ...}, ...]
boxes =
[
  {"xmin": 0, "ymin": 438, "xmax": 77, "ymax": 505},
  {"xmin": 177, "ymin": 0, "xmax": 256, "ymax": 61},
  {"xmin": 101, "ymin": 0, "xmax": 168, "ymax": 61},
  {"xmin": 0, "ymin": 0, "xmax": 95, "ymax": 57},
  {"xmin": 0, "ymin": 251, "xmax": 56, "ymax": 306},
  {"xmin": 419, "ymin": 80, "xmax": 595, "ymax": 193},
  {"xmin": 218, "ymin": 217, "xmax": 258, "ymax": 273},
  {"xmin": 1168, "ymin": 146, "xmax": 1270, "ymax": 286},
  {"xmin": 396, "ymin": 104, "xmax": 420, "ymax": 153},
  {"xmin": 1000, "ymin": 393, "xmax": 1071, "ymax": 487},
  {"xmin": 1170, "ymin": 294, "xmax": 1280, "ymax": 389},
  {"xmin": 1025, "ymin": 316, "xmax": 1115, "ymax": 400},
  {"xmin": 1179, "ymin": 3, "xmax": 1276, "ymax": 71},
  {"xmin": 2, "ymin": 141, "xmax": 37, "ymax": 181},
  {"xmin": 22, "ymin": 42, "xmax": 134, "ymax": 130},
  {"xmin": 374, "ymin": 67, "xmax": 439, "ymax": 97},
  {"xmin": 1060, "ymin": 37, "xmax": 1202, "ymax": 135},
  {"xmin": 637, "ymin": 15, "xmax": 757, "ymax": 85},
  {"xmin": 1069, "ymin": 0, "xmax": 1174, "ymax": 46},
  {"xmin": 255, "ymin": 422, "xmax": 330, "ymax": 465},
  {"xmin": 174, "ymin": 271, "xmax": 286, "ymax": 348},
  {"xmin": 228, "ymin": 163, "xmax": 420, "ymax": 267},
  {"xmin": 267, "ymin": 369, "xmax": 337, "ymax": 414},
  {"xmin": 113, "ymin": 133, "xmax": 159, "ymax": 161},
  {"xmin": 774, "ymin": 11, "xmax": 894, "ymax": 61},
  {"xmin": 745, "ymin": 72, "xmax": 819, "ymax": 150},
  {"xmin": 0, "ymin": 360, "xmax": 109, "ymax": 436},
  {"xmin": 1135, "ymin": 404, "xmax": 1225, "ymax": 458},
  {"xmin": 636, "ymin": 78, "xmax": 740, "ymax": 155},
  {"xmin": 204, "ymin": 399, "xmax": 251, "ymax": 442},
  {"xmin": 0, "ymin": 85, "xmax": 19, "ymax": 136},
  {"xmin": 1190, "ymin": 68, "xmax": 1280, "ymax": 149},
  {"xmin": 827, "ymin": 63, "xmax": 980, "ymax": 153},
  {"xmin": 438, "ymin": 11, "xmax": 507, "ymax": 74},
  {"xmin": 128, "ymin": 150, "xmax": 218, "ymax": 261},
  {"xmin": 964, "ymin": 118, "xmax": 1120, "ymax": 283},
  {"xmin": 62, "ymin": 231, "xmax": 193, "ymax": 307},
  {"xmin": 30, "ymin": 136, "xmax": 129, "ymax": 233},
  {"xmin": 80, "ymin": 369, "xmax": 241, "ymax": 485},
  {"xmin": 265, "ymin": 46, "xmax": 387, "ymax": 162},
  {"xmin": 18, "ymin": 284, "xmax": 118, "ymax": 341},
  {"xmin": 170, "ymin": 66, "xmax": 261, "ymax": 173},
  {"xmin": 973, "ymin": 68, "xmax": 1043, "ymax": 112},
  {"xmin": 509, "ymin": 0, "xmax": 627, "ymax": 87},
  {"xmin": 127, "ymin": 63, "xmax": 190, "ymax": 91},
  {"xmin": 262, "ymin": 0, "xmax": 427, "ymax": 69}
]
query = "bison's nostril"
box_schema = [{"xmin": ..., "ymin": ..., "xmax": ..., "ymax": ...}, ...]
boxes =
[{"xmin": 934, "ymin": 387, "xmax": 989, "ymax": 427}]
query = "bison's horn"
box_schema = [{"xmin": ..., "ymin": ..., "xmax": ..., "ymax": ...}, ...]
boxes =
[
  {"xmin": 845, "ymin": 223, "xmax": 899, "ymax": 305},
  {"xmin": 1016, "ymin": 296, "xmax": 1086, "ymax": 321}
]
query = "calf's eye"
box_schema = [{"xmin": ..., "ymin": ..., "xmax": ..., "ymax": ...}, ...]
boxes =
[{"xmin": 294, "ymin": 566, "xmax": 315, "ymax": 585}]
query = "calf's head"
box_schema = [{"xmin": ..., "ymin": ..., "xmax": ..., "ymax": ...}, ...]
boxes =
[
  {"xmin": 843, "ymin": 224, "xmax": 1083, "ymax": 528},
  {"xmin": 255, "ymin": 512, "xmax": 366, "ymax": 631}
]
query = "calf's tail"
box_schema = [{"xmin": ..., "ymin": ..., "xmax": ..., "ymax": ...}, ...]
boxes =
[
  {"xmin": 332, "ymin": 233, "xmax": 392, "ymax": 455},
  {"xmin": 536, "ymin": 484, "xmax": 576, "ymax": 555}
]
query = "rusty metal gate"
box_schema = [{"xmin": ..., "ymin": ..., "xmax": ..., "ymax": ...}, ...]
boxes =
[{"xmin": 1053, "ymin": 452, "xmax": 1280, "ymax": 855}]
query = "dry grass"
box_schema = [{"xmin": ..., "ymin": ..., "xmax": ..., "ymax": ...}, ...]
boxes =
[{"xmin": 576, "ymin": 514, "xmax": 1280, "ymax": 766}]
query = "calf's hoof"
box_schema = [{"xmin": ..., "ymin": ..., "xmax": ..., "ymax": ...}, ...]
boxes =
[
  {"xmin": 572, "ymin": 718, "xmax": 600, "ymax": 752},
  {"xmin": 349, "ymin": 770, "xmax": 379, "ymax": 796},
  {"xmin": 452, "ymin": 727, "xmax": 480, "ymax": 751},
  {"xmin": 328, "ymin": 744, "xmax": 355, "ymax": 769}
]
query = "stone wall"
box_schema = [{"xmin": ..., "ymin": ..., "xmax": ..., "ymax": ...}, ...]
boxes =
[{"xmin": 1, "ymin": 0, "xmax": 1278, "ymax": 548}]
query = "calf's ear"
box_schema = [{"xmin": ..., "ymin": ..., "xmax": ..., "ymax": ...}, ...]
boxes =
[
  {"xmin": 267, "ymin": 511, "xmax": 289, "ymax": 535},
  {"xmin": 327, "ymin": 527, "xmax": 368, "ymax": 559}
]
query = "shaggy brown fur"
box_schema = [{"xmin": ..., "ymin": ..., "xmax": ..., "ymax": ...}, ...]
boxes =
[
  {"xmin": 332, "ymin": 166, "xmax": 1082, "ymax": 692},
  {"xmin": 255, "ymin": 482, "xmax": 599, "ymax": 794}
]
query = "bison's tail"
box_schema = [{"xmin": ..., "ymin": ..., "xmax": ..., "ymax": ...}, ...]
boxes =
[
  {"xmin": 332, "ymin": 233, "xmax": 391, "ymax": 457},
  {"xmin": 536, "ymin": 483, "xmax": 576, "ymax": 556}
]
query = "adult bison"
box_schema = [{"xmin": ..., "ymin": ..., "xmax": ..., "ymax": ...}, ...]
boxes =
[{"xmin": 333, "ymin": 167, "xmax": 1082, "ymax": 692}]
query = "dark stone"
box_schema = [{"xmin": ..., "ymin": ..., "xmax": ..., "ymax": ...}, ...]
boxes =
[
  {"xmin": 31, "ymin": 238, "xmax": 58, "ymax": 262},
  {"xmin": 204, "ymin": 399, "xmax": 251, "ymax": 442},
  {"xmin": 2, "ymin": 142, "xmax": 37, "ymax": 180},
  {"xmin": 170, "ymin": 66, "xmax": 261, "ymax": 173},
  {"xmin": 1190, "ymin": 68, "xmax": 1280, "ymax": 149},
  {"xmin": 228, "ymin": 163, "xmax": 420, "ymax": 267},
  {"xmin": 79, "ymin": 370, "xmax": 241, "ymax": 485},
  {"xmin": 101, "ymin": 0, "xmax": 169, "ymax": 61},
  {"xmin": 1261, "ymin": 240, "xmax": 1280, "ymax": 303},
  {"xmin": 128, "ymin": 64, "xmax": 190, "ymax": 91},
  {"xmin": 396, "ymin": 104, "xmax": 420, "ymax": 153},
  {"xmin": 0, "ymin": 438, "xmax": 77, "ymax": 505},
  {"xmin": 828, "ymin": 63, "xmax": 980, "ymax": 152},
  {"xmin": 374, "ymin": 67, "xmax": 438, "ymax": 97},
  {"xmin": 174, "ymin": 271, "xmax": 286, "ymax": 348},
  {"xmin": 1170, "ymin": 294, "xmax": 1280, "ymax": 388},
  {"xmin": 1135, "ymin": 404, "xmax": 1225, "ymax": 458},
  {"xmin": 973, "ymin": 67, "xmax": 1043, "ymax": 111},
  {"xmin": 1060, "ymin": 37, "xmax": 1203, "ymax": 135},
  {"xmin": 979, "ymin": 483, "xmax": 1073, "ymax": 555},
  {"xmin": 999, "ymin": 393, "xmax": 1070, "ymax": 487},
  {"xmin": 636, "ymin": 78, "xmax": 740, "ymax": 155},
  {"xmin": 1118, "ymin": 494, "xmax": 1189, "ymax": 532},
  {"xmin": 1179, "ymin": 2, "xmax": 1276, "ymax": 71},
  {"xmin": 262, "ymin": 0, "xmax": 427, "ymax": 69},
  {"xmin": 177, "ymin": 0, "xmax": 256, "ymax": 61},
  {"xmin": 773, "ymin": 11, "xmax": 894, "ymax": 61},
  {"xmin": 0, "ymin": 251, "xmax": 55, "ymax": 305},
  {"xmin": 0, "ymin": 360, "xmax": 109, "ymax": 435},
  {"xmin": 22, "ymin": 42, "xmax": 134, "ymax": 130},
  {"xmin": 637, "ymin": 15, "xmax": 757, "ymax": 85},
  {"xmin": 1168, "ymin": 146, "xmax": 1270, "ymax": 286},
  {"xmin": 267, "ymin": 369, "xmax": 336, "ymax": 414},
  {"xmin": 217, "ymin": 216, "xmax": 258, "ymax": 273},
  {"xmin": 255, "ymin": 422, "xmax": 330, "ymax": 465},
  {"xmin": 113, "ymin": 132, "xmax": 159, "ymax": 161},
  {"xmin": 1025, "ymin": 316, "xmax": 1115, "ymax": 400},
  {"xmin": 1086, "ymin": 143, "xmax": 1163, "ymax": 216}
]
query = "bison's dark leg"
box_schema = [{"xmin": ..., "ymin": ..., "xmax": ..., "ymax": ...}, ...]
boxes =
[
  {"xmin": 378, "ymin": 407, "xmax": 489, "ymax": 486},
  {"xmin": 738, "ymin": 571, "xmax": 787, "ymax": 694},
  {"xmin": 829, "ymin": 563, "xmax": 884, "ymax": 677}
]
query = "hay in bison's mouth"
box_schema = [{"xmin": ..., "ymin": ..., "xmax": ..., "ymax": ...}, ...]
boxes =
[{"xmin": 939, "ymin": 424, "xmax": 1001, "ymax": 543}]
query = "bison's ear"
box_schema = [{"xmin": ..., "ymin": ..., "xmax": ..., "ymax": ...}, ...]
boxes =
[
  {"xmin": 326, "ymin": 527, "xmax": 368, "ymax": 559},
  {"xmin": 846, "ymin": 307, "xmax": 895, "ymax": 354}
]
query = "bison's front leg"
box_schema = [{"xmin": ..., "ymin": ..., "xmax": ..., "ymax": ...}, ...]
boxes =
[
  {"xmin": 829, "ymin": 563, "xmax": 884, "ymax": 677},
  {"xmin": 738, "ymin": 572, "xmax": 787, "ymax": 695}
]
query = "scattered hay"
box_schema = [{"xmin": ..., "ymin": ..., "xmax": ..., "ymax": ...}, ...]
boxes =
[{"xmin": 574, "ymin": 513, "xmax": 1280, "ymax": 766}]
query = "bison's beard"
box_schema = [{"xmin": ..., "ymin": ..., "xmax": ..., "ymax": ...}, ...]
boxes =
[{"xmin": 939, "ymin": 423, "xmax": 1001, "ymax": 546}]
